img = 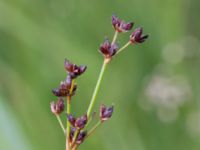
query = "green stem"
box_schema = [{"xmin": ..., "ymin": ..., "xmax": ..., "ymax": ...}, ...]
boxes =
[
  {"xmin": 66, "ymin": 96, "xmax": 71, "ymax": 150},
  {"xmin": 86, "ymin": 30, "xmax": 119, "ymax": 119},
  {"xmin": 71, "ymin": 129, "xmax": 80, "ymax": 148},
  {"xmin": 111, "ymin": 31, "xmax": 118, "ymax": 45},
  {"xmin": 56, "ymin": 115, "xmax": 65, "ymax": 134},
  {"xmin": 116, "ymin": 41, "xmax": 131, "ymax": 54},
  {"xmin": 87, "ymin": 60, "xmax": 108, "ymax": 118},
  {"xmin": 67, "ymin": 96, "xmax": 71, "ymax": 136},
  {"xmin": 85, "ymin": 121, "xmax": 101, "ymax": 139},
  {"xmin": 66, "ymin": 79, "xmax": 75, "ymax": 150}
]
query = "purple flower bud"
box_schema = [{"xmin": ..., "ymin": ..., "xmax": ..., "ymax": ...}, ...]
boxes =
[
  {"xmin": 112, "ymin": 15, "xmax": 134, "ymax": 33},
  {"xmin": 67, "ymin": 114, "xmax": 88, "ymax": 130},
  {"xmin": 50, "ymin": 98, "xmax": 65, "ymax": 115},
  {"xmin": 130, "ymin": 27, "xmax": 148, "ymax": 43},
  {"xmin": 64, "ymin": 59, "xmax": 87, "ymax": 79},
  {"xmin": 69, "ymin": 127, "xmax": 76, "ymax": 142},
  {"xmin": 69, "ymin": 127, "xmax": 87, "ymax": 144},
  {"xmin": 67, "ymin": 114, "xmax": 76, "ymax": 127},
  {"xmin": 75, "ymin": 114, "xmax": 88, "ymax": 129},
  {"xmin": 52, "ymin": 78, "xmax": 77, "ymax": 97},
  {"xmin": 76, "ymin": 130, "xmax": 87, "ymax": 145},
  {"xmin": 99, "ymin": 39, "xmax": 118, "ymax": 59},
  {"xmin": 100, "ymin": 104, "xmax": 114, "ymax": 122}
]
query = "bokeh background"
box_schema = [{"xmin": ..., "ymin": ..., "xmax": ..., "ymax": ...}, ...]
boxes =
[{"xmin": 0, "ymin": 0, "xmax": 200, "ymax": 150}]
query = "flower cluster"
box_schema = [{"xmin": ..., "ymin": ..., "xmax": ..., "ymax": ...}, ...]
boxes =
[
  {"xmin": 50, "ymin": 59, "xmax": 114, "ymax": 148},
  {"xmin": 50, "ymin": 98, "xmax": 64, "ymax": 115},
  {"xmin": 99, "ymin": 15, "xmax": 148, "ymax": 61},
  {"xmin": 50, "ymin": 14, "xmax": 148, "ymax": 150}
]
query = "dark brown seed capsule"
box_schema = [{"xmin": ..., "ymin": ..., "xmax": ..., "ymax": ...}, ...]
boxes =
[
  {"xmin": 112, "ymin": 15, "xmax": 134, "ymax": 33},
  {"xmin": 50, "ymin": 98, "xmax": 65, "ymax": 115},
  {"xmin": 130, "ymin": 27, "xmax": 148, "ymax": 43},
  {"xmin": 100, "ymin": 104, "xmax": 114, "ymax": 122}
]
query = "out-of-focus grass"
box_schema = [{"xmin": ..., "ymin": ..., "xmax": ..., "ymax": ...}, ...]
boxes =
[{"xmin": 0, "ymin": 0, "xmax": 200, "ymax": 150}]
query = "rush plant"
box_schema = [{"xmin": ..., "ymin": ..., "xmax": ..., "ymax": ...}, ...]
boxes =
[{"xmin": 50, "ymin": 15, "xmax": 148, "ymax": 150}]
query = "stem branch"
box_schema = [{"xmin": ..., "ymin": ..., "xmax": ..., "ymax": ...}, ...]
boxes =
[
  {"xmin": 87, "ymin": 60, "xmax": 107, "ymax": 118},
  {"xmin": 86, "ymin": 121, "xmax": 101, "ymax": 139},
  {"xmin": 111, "ymin": 31, "xmax": 118, "ymax": 45},
  {"xmin": 56, "ymin": 115, "xmax": 65, "ymax": 134},
  {"xmin": 66, "ymin": 79, "xmax": 75, "ymax": 150},
  {"xmin": 117, "ymin": 41, "xmax": 131, "ymax": 54}
]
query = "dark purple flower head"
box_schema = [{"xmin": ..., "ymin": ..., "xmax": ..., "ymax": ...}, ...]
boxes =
[
  {"xmin": 67, "ymin": 114, "xmax": 76, "ymax": 127},
  {"xmin": 112, "ymin": 15, "xmax": 134, "ymax": 33},
  {"xmin": 64, "ymin": 59, "xmax": 87, "ymax": 79},
  {"xmin": 75, "ymin": 114, "xmax": 88, "ymax": 129},
  {"xmin": 52, "ymin": 77, "xmax": 77, "ymax": 97},
  {"xmin": 50, "ymin": 98, "xmax": 65, "ymax": 115},
  {"xmin": 67, "ymin": 114, "xmax": 88, "ymax": 130},
  {"xmin": 130, "ymin": 27, "xmax": 148, "ymax": 43},
  {"xmin": 99, "ymin": 39, "xmax": 118, "ymax": 59},
  {"xmin": 69, "ymin": 127, "xmax": 76, "ymax": 142},
  {"xmin": 69, "ymin": 127, "xmax": 87, "ymax": 144},
  {"xmin": 76, "ymin": 130, "xmax": 87, "ymax": 144},
  {"xmin": 100, "ymin": 104, "xmax": 114, "ymax": 122}
]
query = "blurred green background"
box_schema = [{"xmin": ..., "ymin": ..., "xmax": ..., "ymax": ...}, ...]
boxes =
[{"xmin": 0, "ymin": 0, "xmax": 200, "ymax": 150}]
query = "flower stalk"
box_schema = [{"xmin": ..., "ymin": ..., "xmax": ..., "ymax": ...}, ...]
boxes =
[
  {"xmin": 85, "ymin": 121, "xmax": 101, "ymax": 139},
  {"xmin": 87, "ymin": 60, "xmax": 108, "ymax": 118},
  {"xmin": 50, "ymin": 14, "xmax": 148, "ymax": 150},
  {"xmin": 56, "ymin": 115, "xmax": 66, "ymax": 134}
]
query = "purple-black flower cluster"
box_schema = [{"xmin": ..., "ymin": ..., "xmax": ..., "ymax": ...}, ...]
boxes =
[
  {"xmin": 99, "ymin": 15, "xmax": 148, "ymax": 61},
  {"xmin": 51, "ymin": 59, "xmax": 87, "ymax": 115},
  {"xmin": 50, "ymin": 14, "xmax": 148, "ymax": 149}
]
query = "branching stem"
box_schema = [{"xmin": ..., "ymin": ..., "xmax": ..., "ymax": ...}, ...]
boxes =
[{"xmin": 56, "ymin": 115, "xmax": 65, "ymax": 134}]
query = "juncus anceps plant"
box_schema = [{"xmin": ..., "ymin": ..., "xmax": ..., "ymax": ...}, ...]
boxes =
[{"xmin": 50, "ymin": 15, "xmax": 148, "ymax": 150}]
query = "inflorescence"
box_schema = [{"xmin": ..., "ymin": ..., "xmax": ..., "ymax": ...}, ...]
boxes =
[{"xmin": 50, "ymin": 14, "xmax": 148, "ymax": 150}]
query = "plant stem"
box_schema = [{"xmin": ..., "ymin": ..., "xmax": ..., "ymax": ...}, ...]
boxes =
[
  {"xmin": 87, "ymin": 30, "xmax": 119, "ymax": 119},
  {"xmin": 56, "ymin": 115, "xmax": 65, "ymax": 134},
  {"xmin": 85, "ymin": 121, "xmax": 101, "ymax": 139},
  {"xmin": 66, "ymin": 79, "xmax": 75, "ymax": 150},
  {"xmin": 72, "ymin": 145, "xmax": 78, "ymax": 150},
  {"xmin": 66, "ymin": 96, "xmax": 71, "ymax": 150},
  {"xmin": 71, "ymin": 129, "xmax": 80, "ymax": 148},
  {"xmin": 87, "ymin": 60, "xmax": 108, "ymax": 118},
  {"xmin": 111, "ymin": 31, "xmax": 118, "ymax": 45},
  {"xmin": 116, "ymin": 41, "xmax": 131, "ymax": 54}
]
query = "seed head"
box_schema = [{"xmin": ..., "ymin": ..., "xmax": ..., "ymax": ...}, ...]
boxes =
[
  {"xmin": 112, "ymin": 15, "xmax": 134, "ymax": 33},
  {"xmin": 130, "ymin": 27, "xmax": 148, "ymax": 43},
  {"xmin": 64, "ymin": 59, "xmax": 87, "ymax": 79},
  {"xmin": 67, "ymin": 114, "xmax": 76, "ymax": 127},
  {"xmin": 67, "ymin": 114, "xmax": 88, "ymax": 130},
  {"xmin": 99, "ymin": 39, "xmax": 118, "ymax": 59},
  {"xmin": 76, "ymin": 130, "xmax": 87, "ymax": 144},
  {"xmin": 52, "ymin": 77, "xmax": 77, "ymax": 97},
  {"xmin": 75, "ymin": 114, "xmax": 88, "ymax": 129},
  {"xmin": 50, "ymin": 98, "xmax": 65, "ymax": 115},
  {"xmin": 69, "ymin": 127, "xmax": 87, "ymax": 144},
  {"xmin": 100, "ymin": 104, "xmax": 114, "ymax": 122}
]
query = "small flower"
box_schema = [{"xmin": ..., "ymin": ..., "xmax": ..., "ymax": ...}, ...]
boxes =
[
  {"xmin": 67, "ymin": 114, "xmax": 76, "ymax": 127},
  {"xmin": 130, "ymin": 27, "xmax": 148, "ymax": 43},
  {"xmin": 75, "ymin": 114, "xmax": 88, "ymax": 129},
  {"xmin": 50, "ymin": 98, "xmax": 65, "ymax": 115},
  {"xmin": 76, "ymin": 130, "xmax": 87, "ymax": 144},
  {"xmin": 100, "ymin": 104, "xmax": 114, "ymax": 122},
  {"xmin": 67, "ymin": 114, "xmax": 88, "ymax": 130},
  {"xmin": 64, "ymin": 59, "xmax": 87, "ymax": 79},
  {"xmin": 112, "ymin": 15, "xmax": 134, "ymax": 33},
  {"xmin": 69, "ymin": 127, "xmax": 76, "ymax": 142},
  {"xmin": 99, "ymin": 39, "xmax": 118, "ymax": 59},
  {"xmin": 69, "ymin": 127, "xmax": 87, "ymax": 144},
  {"xmin": 52, "ymin": 78, "xmax": 77, "ymax": 97}
]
